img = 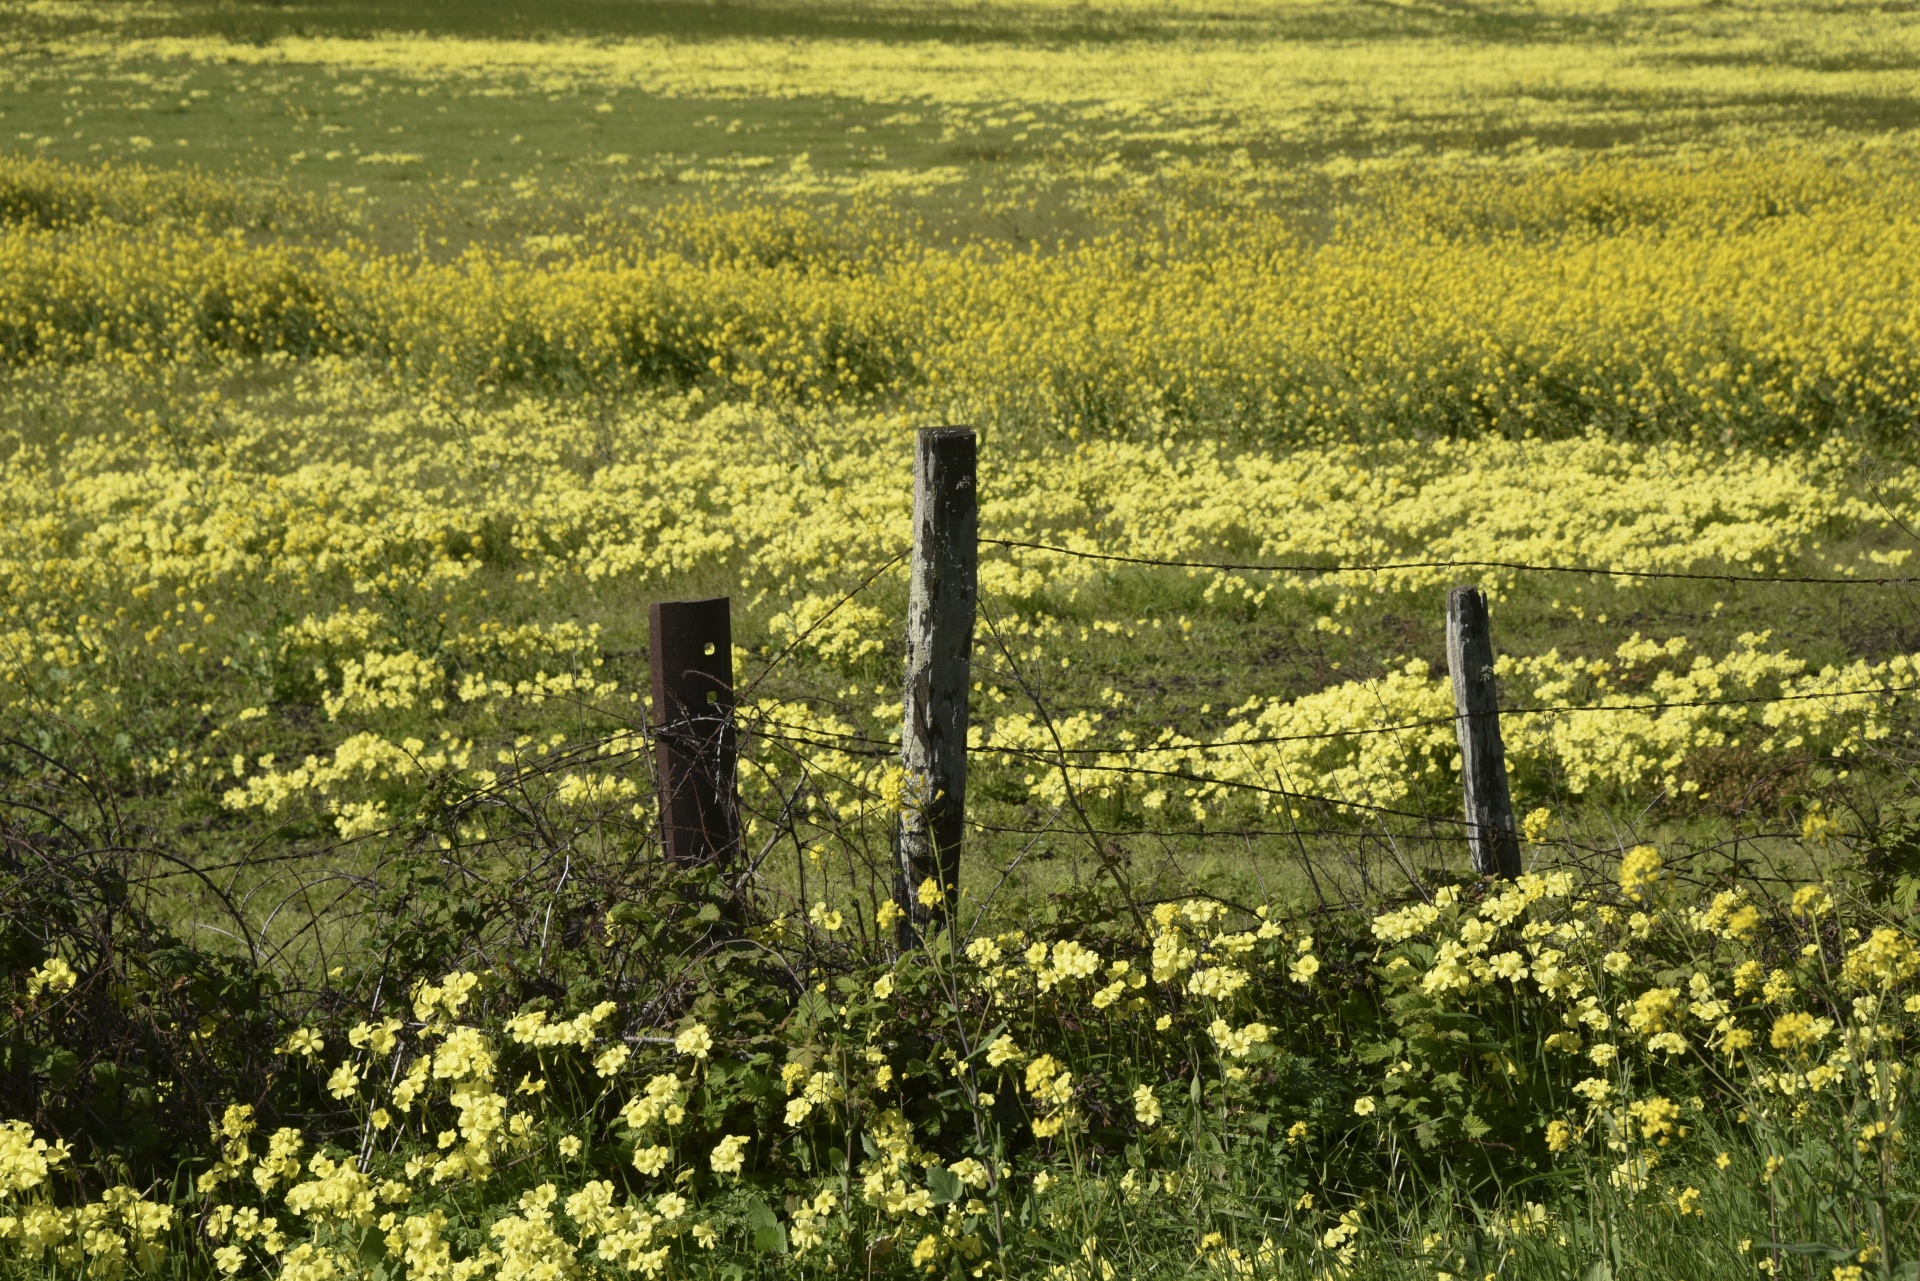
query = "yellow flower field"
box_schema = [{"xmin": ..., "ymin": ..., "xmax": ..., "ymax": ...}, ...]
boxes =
[{"xmin": 4, "ymin": 2, "xmax": 1920, "ymax": 1278}]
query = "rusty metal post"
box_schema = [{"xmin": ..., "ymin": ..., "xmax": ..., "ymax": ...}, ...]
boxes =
[{"xmin": 649, "ymin": 597, "xmax": 739, "ymax": 866}]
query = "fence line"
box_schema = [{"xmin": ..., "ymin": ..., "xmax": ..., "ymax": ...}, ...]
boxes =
[
  {"xmin": 741, "ymin": 719, "xmax": 1499, "ymax": 833},
  {"xmin": 960, "ymin": 816, "xmax": 1474, "ymax": 842},
  {"xmin": 983, "ymin": 536, "xmax": 1918, "ymax": 587},
  {"xmin": 742, "ymin": 681, "xmax": 1920, "ymax": 761},
  {"xmin": 636, "ymin": 435, "xmax": 1920, "ymax": 901}
]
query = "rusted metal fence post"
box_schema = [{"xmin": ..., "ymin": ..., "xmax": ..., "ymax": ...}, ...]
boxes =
[
  {"xmin": 1447, "ymin": 585, "xmax": 1521, "ymax": 879},
  {"xmin": 897, "ymin": 428, "xmax": 977, "ymax": 937},
  {"xmin": 649, "ymin": 597, "xmax": 739, "ymax": 867}
]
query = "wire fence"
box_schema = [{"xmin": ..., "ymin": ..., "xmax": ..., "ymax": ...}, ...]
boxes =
[
  {"xmin": 984, "ymin": 536, "xmax": 1919, "ymax": 586},
  {"xmin": 26, "ymin": 506, "xmax": 1917, "ymax": 984},
  {"xmin": 706, "ymin": 521, "xmax": 1920, "ymax": 924}
]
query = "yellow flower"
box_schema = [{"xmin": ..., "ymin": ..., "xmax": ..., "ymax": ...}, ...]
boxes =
[
  {"xmin": 1353, "ymin": 1096, "xmax": 1376, "ymax": 1116},
  {"xmin": 1626, "ymin": 987, "xmax": 1681, "ymax": 1035},
  {"xmin": 1133, "ymin": 1085, "xmax": 1162, "ymax": 1128},
  {"xmin": 1789, "ymin": 884, "xmax": 1831, "ymax": 918},
  {"xmin": 1841, "ymin": 927, "xmax": 1920, "ymax": 990},
  {"xmin": 278, "ymin": 1028, "xmax": 324, "ymax": 1058},
  {"xmin": 24, "ymin": 958, "xmax": 76, "ymax": 999},
  {"xmin": 1209, "ymin": 1019, "xmax": 1271, "ymax": 1059},
  {"xmin": 325, "ymin": 1063, "xmax": 360, "ymax": 1100},
  {"xmin": 1571, "ymin": 1077, "xmax": 1611, "ymax": 1104},
  {"xmin": 348, "ymin": 1019, "xmax": 403, "ymax": 1055},
  {"xmin": 673, "ymin": 1023, "xmax": 713, "ymax": 1060},
  {"xmin": 1618, "ymin": 845, "xmax": 1662, "ymax": 902},
  {"xmin": 1647, "ymin": 1031, "xmax": 1688, "ymax": 1056},
  {"xmin": 1627, "ymin": 1096, "xmax": 1680, "ymax": 1144},
  {"xmin": 1544, "ymin": 1119, "xmax": 1576, "ymax": 1152},
  {"xmin": 1769, "ymin": 1011, "xmax": 1832, "ymax": 1053},
  {"xmin": 1801, "ymin": 808, "xmax": 1836, "ymax": 846},
  {"xmin": 709, "ymin": 1134, "xmax": 748, "ymax": 1175}
]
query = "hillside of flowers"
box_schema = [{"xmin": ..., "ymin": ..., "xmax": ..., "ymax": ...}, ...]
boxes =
[{"xmin": 6, "ymin": 1, "xmax": 1920, "ymax": 1278}]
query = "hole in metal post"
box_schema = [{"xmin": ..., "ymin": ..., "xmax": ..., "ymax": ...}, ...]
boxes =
[
  {"xmin": 706, "ymin": 690, "xmax": 719, "ymax": 703},
  {"xmin": 703, "ymin": 642, "xmax": 716, "ymax": 656}
]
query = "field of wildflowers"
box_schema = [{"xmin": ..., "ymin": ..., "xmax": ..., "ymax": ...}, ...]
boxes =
[{"xmin": 5, "ymin": 1, "xmax": 1920, "ymax": 1278}]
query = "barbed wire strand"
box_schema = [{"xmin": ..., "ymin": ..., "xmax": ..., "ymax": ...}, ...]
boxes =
[
  {"xmin": 743, "ymin": 681, "xmax": 1919, "ymax": 760},
  {"xmin": 985, "ymin": 536, "xmax": 1918, "ymax": 587}
]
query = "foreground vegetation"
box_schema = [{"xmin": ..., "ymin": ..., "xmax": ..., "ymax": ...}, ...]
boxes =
[
  {"xmin": 5, "ymin": 1, "xmax": 1920, "ymax": 1277},
  {"xmin": 9, "ymin": 832, "xmax": 1920, "ymax": 1281}
]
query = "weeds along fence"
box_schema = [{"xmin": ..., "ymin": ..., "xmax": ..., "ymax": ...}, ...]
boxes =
[{"xmin": 632, "ymin": 427, "xmax": 1920, "ymax": 946}]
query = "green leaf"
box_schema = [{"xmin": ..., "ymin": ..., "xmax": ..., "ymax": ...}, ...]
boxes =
[
  {"xmin": 1767, "ymin": 1242, "xmax": 1853, "ymax": 1260},
  {"xmin": 793, "ymin": 990, "xmax": 832, "ymax": 1028},
  {"xmin": 38, "ymin": 1047, "xmax": 80, "ymax": 1088},
  {"xmin": 1354, "ymin": 1039, "xmax": 1403, "ymax": 1063},
  {"xmin": 745, "ymin": 1197, "xmax": 788, "ymax": 1255},
  {"xmin": 927, "ymin": 1165, "xmax": 964, "ymax": 1206}
]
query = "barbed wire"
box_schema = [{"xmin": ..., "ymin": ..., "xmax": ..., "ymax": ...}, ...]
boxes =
[
  {"xmin": 743, "ymin": 681, "xmax": 1919, "ymax": 761},
  {"xmin": 745, "ymin": 717, "xmax": 1487, "ymax": 831},
  {"xmin": 657, "ymin": 528, "xmax": 1916, "ymax": 878},
  {"xmin": 984, "ymin": 536, "xmax": 1918, "ymax": 587},
  {"xmin": 739, "ymin": 548, "xmax": 908, "ymax": 699},
  {"xmin": 963, "ymin": 816, "xmax": 1473, "ymax": 843}
]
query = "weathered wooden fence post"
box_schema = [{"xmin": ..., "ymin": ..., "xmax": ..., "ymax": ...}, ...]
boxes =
[
  {"xmin": 649, "ymin": 597, "xmax": 740, "ymax": 866},
  {"xmin": 1447, "ymin": 585, "xmax": 1522, "ymax": 879},
  {"xmin": 897, "ymin": 428, "xmax": 977, "ymax": 936}
]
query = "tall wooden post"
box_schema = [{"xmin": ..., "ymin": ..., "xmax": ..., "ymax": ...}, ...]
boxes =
[
  {"xmin": 1447, "ymin": 586, "xmax": 1521, "ymax": 879},
  {"xmin": 898, "ymin": 428, "xmax": 977, "ymax": 935},
  {"xmin": 649, "ymin": 597, "xmax": 739, "ymax": 866}
]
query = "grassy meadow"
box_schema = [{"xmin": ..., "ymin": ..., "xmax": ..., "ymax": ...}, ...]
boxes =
[{"xmin": 5, "ymin": 1, "xmax": 1920, "ymax": 1278}]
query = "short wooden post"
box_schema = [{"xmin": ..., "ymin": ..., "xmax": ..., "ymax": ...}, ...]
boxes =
[
  {"xmin": 649, "ymin": 597, "xmax": 739, "ymax": 866},
  {"xmin": 1447, "ymin": 586, "xmax": 1521, "ymax": 879},
  {"xmin": 897, "ymin": 428, "xmax": 977, "ymax": 935}
]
